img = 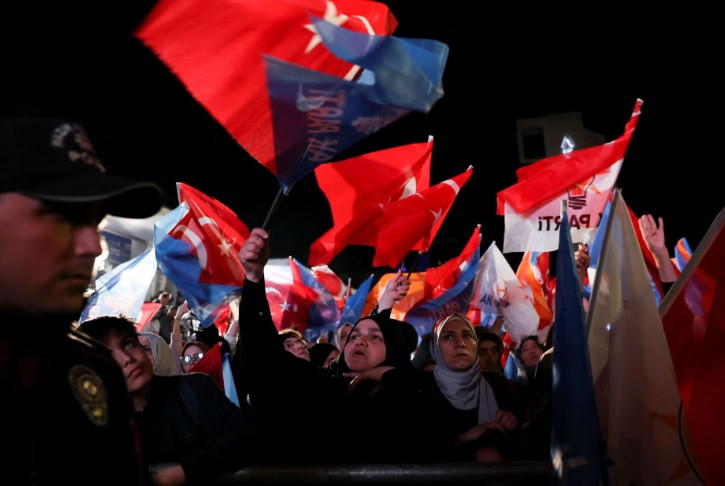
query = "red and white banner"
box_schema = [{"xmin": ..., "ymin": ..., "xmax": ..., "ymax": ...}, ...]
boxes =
[{"xmin": 497, "ymin": 99, "xmax": 642, "ymax": 253}]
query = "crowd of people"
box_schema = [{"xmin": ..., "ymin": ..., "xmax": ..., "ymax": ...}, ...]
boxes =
[{"xmin": 0, "ymin": 116, "xmax": 683, "ymax": 485}]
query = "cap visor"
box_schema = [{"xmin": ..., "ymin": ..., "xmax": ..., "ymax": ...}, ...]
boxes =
[{"xmin": 22, "ymin": 173, "xmax": 164, "ymax": 219}]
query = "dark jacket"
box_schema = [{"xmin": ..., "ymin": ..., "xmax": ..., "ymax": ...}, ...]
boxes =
[
  {"xmin": 0, "ymin": 314, "xmax": 147, "ymax": 485},
  {"xmin": 232, "ymin": 278, "xmax": 435, "ymax": 464},
  {"xmin": 417, "ymin": 371, "xmax": 525, "ymax": 462},
  {"xmin": 137, "ymin": 373, "xmax": 259, "ymax": 484}
]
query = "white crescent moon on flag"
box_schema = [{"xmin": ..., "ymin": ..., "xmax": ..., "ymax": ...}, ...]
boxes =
[
  {"xmin": 172, "ymin": 224, "xmax": 208, "ymax": 269},
  {"xmin": 442, "ymin": 179, "xmax": 461, "ymax": 193}
]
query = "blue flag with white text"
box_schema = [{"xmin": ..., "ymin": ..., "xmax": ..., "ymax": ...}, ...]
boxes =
[
  {"xmin": 265, "ymin": 17, "xmax": 448, "ymax": 191},
  {"xmin": 79, "ymin": 247, "xmax": 158, "ymax": 323}
]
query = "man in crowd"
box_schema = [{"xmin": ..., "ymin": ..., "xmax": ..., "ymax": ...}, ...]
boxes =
[{"xmin": 0, "ymin": 116, "xmax": 164, "ymax": 484}]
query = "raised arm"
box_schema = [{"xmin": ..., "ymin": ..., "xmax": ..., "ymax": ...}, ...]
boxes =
[
  {"xmin": 638, "ymin": 214, "xmax": 677, "ymax": 283},
  {"xmin": 170, "ymin": 301, "xmax": 189, "ymax": 375},
  {"xmin": 574, "ymin": 243, "xmax": 590, "ymax": 289},
  {"xmin": 239, "ymin": 228, "xmax": 270, "ymax": 284},
  {"xmin": 375, "ymin": 269, "xmax": 411, "ymax": 314}
]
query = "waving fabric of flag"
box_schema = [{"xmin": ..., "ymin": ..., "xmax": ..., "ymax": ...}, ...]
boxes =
[
  {"xmin": 404, "ymin": 226, "xmax": 481, "ymax": 336},
  {"xmin": 586, "ymin": 190, "xmax": 701, "ymax": 485},
  {"xmin": 421, "ymin": 225, "xmax": 481, "ymax": 302},
  {"xmin": 515, "ymin": 250, "xmax": 553, "ymax": 344},
  {"xmin": 263, "ymin": 263, "xmax": 311, "ymax": 332},
  {"xmin": 356, "ymin": 166, "xmax": 473, "ymax": 269},
  {"xmin": 660, "ymin": 204, "xmax": 725, "ymax": 486},
  {"xmin": 155, "ymin": 184, "xmax": 250, "ymax": 328},
  {"xmin": 497, "ymin": 99, "xmax": 642, "ymax": 253},
  {"xmin": 551, "ymin": 200, "xmax": 606, "ymax": 486},
  {"xmin": 338, "ymin": 273, "xmax": 374, "ymax": 326},
  {"xmin": 468, "ymin": 241, "xmax": 507, "ymax": 326},
  {"xmin": 79, "ymin": 248, "xmax": 158, "ymax": 323},
  {"xmin": 468, "ymin": 241, "xmax": 539, "ymax": 345},
  {"xmin": 135, "ymin": 0, "xmax": 398, "ymax": 174},
  {"xmin": 584, "ymin": 198, "xmax": 612, "ymax": 301},
  {"xmin": 311, "ymin": 264, "xmax": 347, "ymax": 299},
  {"xmin": 673, "ymin": 237, "xmax": 693, "ymax": 272},
  {"xmin": 135, "ymin": 302, "xmax": 164, "ymax": 332},
  {"xmin": 310, "ymin": 138, "xmax": 433, "ymax": 265},
  {"xmin": 265, "ymin": 18, "xmax": 448, "ymax": 190},
  {"xmin": 289, "ymin": 256, "xmax": 341, "ymax": 331},
  {"xmin": 176, "ymin": 183, "xmax": 250, "ymax": 285},
  {"xmin": 189, "ymin": 342, "xmax": 240, "ymax": 407}
]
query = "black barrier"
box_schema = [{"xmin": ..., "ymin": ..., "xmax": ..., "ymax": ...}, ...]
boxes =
[{"xmin": 217, "ymin": 461, "xmax": 551, "ymax": 485}]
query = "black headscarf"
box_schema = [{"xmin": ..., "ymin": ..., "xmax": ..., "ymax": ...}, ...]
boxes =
[
  {"xmin": 308, "ymin": 342, "xmax": 339, "ymax": 369},
  {"xmin": 329, "ymin": 310, "xmax": 415, "ymax": 377}
]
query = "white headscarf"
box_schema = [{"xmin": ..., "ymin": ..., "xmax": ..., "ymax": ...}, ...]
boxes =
[
  {"xmin": 431, "ymin": 314, "xmax": 499, "ymax": 424},
  {"xmin": 138, "ymin": 332, "xmax": 177, "ymax": 376},
  {"xmin": 333, "ymin": 322, "xmax": 353, "ymax": 350}
]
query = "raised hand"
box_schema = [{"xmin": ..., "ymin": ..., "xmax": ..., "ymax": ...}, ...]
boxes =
[
  {"xmin": 377, "ymin": 269, "xmax": 411, "ymax": 312},
  {"xmin": 638, "ymin": 214, "xmax": 666, "ymax": 253},
  {"xmin": 239, "ymin": 228, "xmax": 270, "ymax": 283}
]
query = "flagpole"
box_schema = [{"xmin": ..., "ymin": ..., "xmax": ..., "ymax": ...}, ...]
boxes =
[
  {"xmin": 262, "ymin": 133, "xmax": 320, "ymax": 231},
  {"xmin": 261, "ymin": 186, "xmax": 289, "ymax": 231},
  {"xmin": 405, "ymin": 251, "xmax": 424, "ymax": 278}
]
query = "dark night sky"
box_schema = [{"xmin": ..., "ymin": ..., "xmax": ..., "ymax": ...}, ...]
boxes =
[{"xmin": 2, "ymin": 2, "xmax": 722, "ymax": 285}]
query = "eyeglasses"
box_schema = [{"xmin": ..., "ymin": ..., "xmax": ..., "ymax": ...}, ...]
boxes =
[
  {"xmin": 283, "ymin": 339, "xmax": 308, "ymax": 350},
  {"xmin": 180, "ymin": 352, "xmax": 204, "ymax": 365}
]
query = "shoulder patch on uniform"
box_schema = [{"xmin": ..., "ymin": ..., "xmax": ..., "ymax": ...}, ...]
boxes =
[{"xmin": 69, "ymin": 364, "xmax": 109, "ymax": 427}]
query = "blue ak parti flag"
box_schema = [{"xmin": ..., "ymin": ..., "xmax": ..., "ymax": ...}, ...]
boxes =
[
  {"xmin": 583, "ymin": 198, "xmax": 613, "ymax": 301},
  {"xmin": 551, "ymin": 200, "xmax": 607, "ymax": 485},
  {"xmin": 289, "ymin": 256, "xmax": 341, "ymax": 330},
  {"xmin": 79, "ymin": 247, "xmax": 158, "ymax": 323},
  {"xmin": 309, "ymin": 272, "xmax": 374, "ymax": 344},
  {"xmin": 405, "ymin": 244, "xmax": 480, "ymax": 337},
  {"xmin": 265, "ymin": 16, "xmax": 448, "ymax": 192},
  {"xmin": 673, "ymin": 237, "xmax": 693, "ymax": 272},
  {"xmin": 340, "ymin": 273, "xmax": 374, "ymax": 325}
]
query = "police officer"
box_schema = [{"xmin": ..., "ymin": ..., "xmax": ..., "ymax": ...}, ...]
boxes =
[{"xmin": 0, "ymin": 117, "xmax": 164, "ymax": 485}]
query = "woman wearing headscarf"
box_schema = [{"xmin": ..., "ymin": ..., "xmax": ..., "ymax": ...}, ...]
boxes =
[
  {"xmin": 307, "ymin": 342, "xmax": 339, "ymax": 369},
  {"xmin": 138, "ymin": 331, "xmax": 178, "ymax": 376},
  {"xmin": 332, "ymin": 321, "xmax": 353, "ymax": 351},
  {"xmin": 232, "ymin": 228, "xmax": 435, "ymax": 464},
  {"xmin": 421, "ymin": 313, "xmax": 522, "ymax": 462}
]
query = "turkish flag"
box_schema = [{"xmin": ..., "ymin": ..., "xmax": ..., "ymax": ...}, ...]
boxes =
[
  {"xmin": 356, "ymin": 166, "xmax": 473, "ymax": 269},
  {"xmin": 135, "ymin": 302, "xmax": 163, "ymax": 332},
  {"xmin": 311, "ymin": 264, "xmax": 347, "ymax": 297},
  {"xmin": 190, "ymin": 342, "xmax": 225, "ymax": 391},
  {"xmin": 422, "ymin": 224, "xmax": 481, "ymax": 301},
  {"xmin": 154, "ymin": 184, "xmax": 249, "ymax": 327},
  {"xmin": 176, "ymin": 182, "xmax": 250, "ymax": 286},
  {"xmin": 660, "ymin": 205, "xmax": 725, "ymax": 485},
  {"xmin": 264, "ymin": 264, "xmax": 311, "ymax": 332},
  {"xmin": 310, "ymin": 138, "xmax": 433, "ymax": 265},
  {"xmin": 135, "ymin": 0, "xmax": 397, "ymax": 172},
  {"xmin": 496, "ymin": 99, "xmax": 642, "ymax": 253}
]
